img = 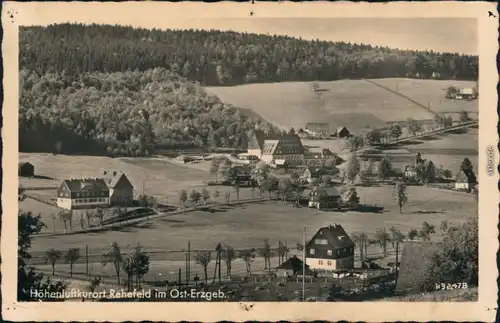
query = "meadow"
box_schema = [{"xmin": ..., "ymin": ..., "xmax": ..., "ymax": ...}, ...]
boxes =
[
  {"xmin": 205, "ymin": 78, "xmax": 477, "ymax": 132},
  {"xmin": 29, "ymin": 185, "xmax": 477, "ymax": 256}
]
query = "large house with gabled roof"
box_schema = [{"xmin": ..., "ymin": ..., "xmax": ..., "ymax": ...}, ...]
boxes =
[
  {"xmin": 56, "ymin": 178, "xmax": 110, "ymax": 210},
  {"xmin": 247, "ymin": 130, "xmax": 304, "ymax": 165},
  {"xmin": 102, "ymin": 170, "xmax": 134, "ymax": 206},
  {"xmin": 306, "ymin": 224, "xmax": 355, "ymax": 271}
]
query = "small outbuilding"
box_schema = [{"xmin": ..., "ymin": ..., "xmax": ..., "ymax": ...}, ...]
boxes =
[
  {"xmin": 18, "ymin": 162, "xmax": 35, "ymax": 177},
  {"xmin": 336, "ymin": 126, "xmax": 350, "ymax": 138},
  {"xmin": 276, "ymin": 255, "xmax": 313, "ymax": 277}
]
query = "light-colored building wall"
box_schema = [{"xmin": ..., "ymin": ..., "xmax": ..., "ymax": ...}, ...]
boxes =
[
  {"xmin": 57, "ymin": 198, "xmax": 73, "ymax": 210},
  {"xmin": 306, "ymin": 256, "xmax": 354, "ymax": 271},
  {"xmin": 58, "ymin": 197, "xmax": 110, "ymax": 210},
  {"xmin": 455, "ymin": 182, "xmax": 471, "ymax": 190}
]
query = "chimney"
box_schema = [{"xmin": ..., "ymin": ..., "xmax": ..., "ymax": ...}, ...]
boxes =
[
  {"xmin": 113, "ymin": 171, "xmax": 117, "ymax": 176},
  {"xmin": 103, "ymin": 171, "xmax": 107, "ymax": 175}
]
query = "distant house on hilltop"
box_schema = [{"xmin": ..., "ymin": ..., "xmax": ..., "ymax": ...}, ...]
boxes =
[
  {"xmin": 19, "ymin": 161, "xmax": 35, "ymax": 177},
  {"xmin": 458, "ymin": 88, "xmax": 476, "ymax": 100},
  {"xmin": 305, "ymin": 224, "xmax": 355, "ymax": 271},
  {"xmin": 102, "ymin": 170, "xmax": 134, "ymax": 206},
  {"xmin": 248, "ymin": 130, "xmax": 304, "ymax": 166},
  {"xmin": 56, "ymin": 178, "xmax": 110, "ymax": 210}
]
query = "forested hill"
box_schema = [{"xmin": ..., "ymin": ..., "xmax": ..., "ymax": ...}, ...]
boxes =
[
  {"xmin": 21, "ymin": 23, "xmax": 478, "ymax": 85},
  {"xmin": 19, "ymin": 68, "xmax": 278, "ymax": 156}
]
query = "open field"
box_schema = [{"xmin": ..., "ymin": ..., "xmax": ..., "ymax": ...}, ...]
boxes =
[
  {"xmin": 19, "ymin": 153, "xmax": 213, "ymax": 203},
  {"xmin": 30, "ymin": 185, "xmax": 477, "ymax": 255},
  {"xmin": 205, "ymin": 78, "xmax": 476, "ymax": 133},
  {"xmin": 372, "ymin": 78, "xmax": 477, "ymax": 116}
]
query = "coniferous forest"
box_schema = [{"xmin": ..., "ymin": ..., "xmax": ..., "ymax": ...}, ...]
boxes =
[{"xmin": 19, "ymin": 24, "xmax": 479, "ymax": 156}]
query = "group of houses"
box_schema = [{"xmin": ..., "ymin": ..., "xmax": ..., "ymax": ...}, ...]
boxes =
[
  {"xmin": 276, "ymin": 224, "xmax": 356, "ymax": 277},
  {"xmin": 304, "ymin": 123, "xmax": 350, "ymax": 139},
  {"xmin": 55, "ymin": 170, "xmax": 135, "ymax": 210},
  {"xmin": 246, "ymin": 130, "xmax": 342, "ymax": 168}
]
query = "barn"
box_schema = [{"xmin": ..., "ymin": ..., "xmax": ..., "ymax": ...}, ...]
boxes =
[{"xmin": 18, "ymin": 162, "xmax": 35, "ymax": 177}]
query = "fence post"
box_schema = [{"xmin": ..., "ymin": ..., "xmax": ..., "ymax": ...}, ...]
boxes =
[{"xmin": 86, "ymin": 245, "xmax": 89, "ymax": 276}]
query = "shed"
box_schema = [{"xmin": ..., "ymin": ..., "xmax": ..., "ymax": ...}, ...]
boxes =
[
  {"xmin": 336, "ymin": 126, "xmax": 350, "ymax": 138},
  {"xmin": 276, "ymin": 255, "xmax": 313, "ymax": 277},
  {"xmin": 19, "ymin": 162, "xmax": 35, "ymax": 177}
]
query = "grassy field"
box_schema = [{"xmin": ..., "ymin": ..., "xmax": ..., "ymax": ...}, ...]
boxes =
[
  {"xmin": 29, "ymin": 185, "xmax": 477, "ymax": 255},
  {"xmin": 205, "ymin": 78, "xmax": 477, "ymax": 132},
  {"xmin": 373, "ymin": 78, "xmax": 478, "ymax": 116}
]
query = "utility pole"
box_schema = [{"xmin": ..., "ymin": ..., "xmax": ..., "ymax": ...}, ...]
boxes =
[
  {"xmin": 302, "ymin": 226, "xmax": 306, "ymax": 302},
  {"xmin": 185, "ymin": 253, "xmax": 189, "ymax": 287},
  {"xmin": 187, "ymin": 241, "xmax": 191, "ymax": 283},
  {"xmin": 86, "ymin": 245, "xmax": 89, "ymax": 276}
]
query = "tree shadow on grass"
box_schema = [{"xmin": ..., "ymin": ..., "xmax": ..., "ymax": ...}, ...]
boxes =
[{"xmin": 108, "ymin": 221, "xmax": 158, "ymax": 233}]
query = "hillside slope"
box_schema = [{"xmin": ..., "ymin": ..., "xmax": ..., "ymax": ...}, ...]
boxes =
[
  {"xmin": 205, "ymin": 78, "xmax": 477, "ymax": 132},
  {"xmin": 19, "ymin": 68, "xmax": 277, "ymax": 156},
  {"xmin": 20, "ymin": 23, "xmax": 478, "ymax": 86}
]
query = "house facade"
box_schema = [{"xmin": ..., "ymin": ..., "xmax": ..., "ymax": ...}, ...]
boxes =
[
  {"xmin": 458, "ymin": 88, "xmax": 476, "ymax": 100},
  {"xmin": 305, "ymin": 224, "xmax": 355, "ymax": 271},
  {"xmin": 259, "ymin": 134, "xmax": 305, "ymax": 166},
  {"xmin": 305, "ymin": 122, "xmax": 331, "ymax": 137},
  {"xmin": 308, "ymin": 187, "xmax": 341, "ymax": 209},
  {"xmin": 275, "ymin": 255, "xmax": 313, "ymax": 277},
  {"xmin": 56, "ymin": 178, "xmax": 110, "ymax": 210},
  {"xmin": 19, "ymin": 162, "xmax": 35, "ymax": 177},
  {"xmin": 455, "ymin": 169, "xmax": 477, "ymax": 191},
  {"xmin": 102, "ymin": 171, "xmax": 134, "ymax": 206}
]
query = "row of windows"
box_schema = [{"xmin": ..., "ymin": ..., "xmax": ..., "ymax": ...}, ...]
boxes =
[
  {"xmin": 310, "ymin": 247, "xmax": 353, "ymax": 255},
  {"xmin": 74, "ymin": 198, "xmax": 107, "ymax": 204},
  {"xmin": 315, "ymin": 239, "xmax": 328, "ymax": 245},
  {"xmin": 75, "ymin": 192, "xmax": 107, "ymax": 198},
  {"xmin": 318, "ymin": 260, "xmax": 333, "ymax": 266}
]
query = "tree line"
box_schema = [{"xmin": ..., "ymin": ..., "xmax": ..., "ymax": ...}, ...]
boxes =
[
  {"xmin": 19, "ymin": 68, "xmax": 278, "ymax": 156},
  {"xmin": 20, "ymin": 24, "xmax": 478, "ymax": 86}
]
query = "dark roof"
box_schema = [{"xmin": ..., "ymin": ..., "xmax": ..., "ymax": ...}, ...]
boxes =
[
  {"xmin": 395, "ymin": 241, "xmax": 441, "ymax": 294},
  {"xmin": 311, "ymin": 187, "xmax": 341, "ymax": 197},
  {"xmin": 19, "ymin": 161, "xmax": 33, "ymax": 168},
  {"xmin": 305, "ymin": 122, "xmax": 330, "ymax": 130},
  {"xmin": 62, "ymin": 178, "xmax": 110, "ymax": 193},
  {"xmin": 276, "ymin": 255, "xmax": 312, "ymax": 274},
  {"xmin": 102, "ymin": 170, "xmax": 129, "ymax": 188},
  {"xmin": 249, "ymin": 130, "xmax": 304, "ymax": 154},
  {"xmin": 310, "ymin": 224, "xmax": 355, "ymax": 249},
  {"xmin": 248, "ymin": 130, "xmax": 269, "ymax": 150}
]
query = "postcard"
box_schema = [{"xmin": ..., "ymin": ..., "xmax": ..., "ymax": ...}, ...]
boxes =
[{"xmin": 2, "ymin": 1, "xmax": 498, "ymax": 321}]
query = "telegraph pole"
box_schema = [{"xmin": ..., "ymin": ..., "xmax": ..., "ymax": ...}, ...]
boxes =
[
  {"xmin": 302, "ymin": 226, "xmax": 306, "ymax": 302},
  {"xmin": 187, "ymin": 241, "xmax": 191, "ymax": 283},
  {"xmin": 85, "ymin": 245, "xmax": 89, "ymax": 276}
]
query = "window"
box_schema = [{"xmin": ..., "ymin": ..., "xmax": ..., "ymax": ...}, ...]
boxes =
[
  {"xmin": 327, "ymin": 250, "xmax": 333, "ymax": 256},
  {"xmin": 318, "ymin": 260, "xmax": 323, "ymax": 265},
  {"xmin": 315, "ymin": 239, "xmax": 328, "ymax": 245},
  {"xmin": 309, "ymin": 249, "xmax": 315, "ymax": 255},
  {"xmin": 327, "ymin": 261, "xmax": 332, "ymax": 266},
  {"xmin": 337, "ymin": 250, "xmax": 340, "ymax": 255}
]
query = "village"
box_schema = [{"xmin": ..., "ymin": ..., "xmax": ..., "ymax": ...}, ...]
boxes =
[{"xmin": 18, "ymin": 100, "xmax": 478, "ymax": 301}]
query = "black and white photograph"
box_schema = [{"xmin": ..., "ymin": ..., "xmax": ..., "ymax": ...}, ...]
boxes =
[{"xmin": 3, "ymin": 1, "xmax": 498, "ymax": 322}]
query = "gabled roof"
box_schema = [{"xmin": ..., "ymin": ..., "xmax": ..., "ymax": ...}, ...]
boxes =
[
  {"xmin": 336, "ymin": 126, "xmax": 349, "ymax": 134},
  {"xmin": 249, "ymin": 130, "xmax": 304, "ymax": 153},
  {"xmin": 19, "ymin": 161, "xmax": 33, "ymax": 168},
  {"xmin": 61, "ymin": 178, "xmax": 110, "ymax": 193},
  {"xmin": 102, "ymin": 170, "xmax": 133, "ymax": 188},
  {"xmin": 305, "ymin": 122, "xmax": 330, "ymax": 130},
  {"xmin": 309, "ymin": 224, "xmax": 355, "ymax": 249},
  {"xmin": 276, "ymin": 255, "xmax": 313, "ymax": 274}
]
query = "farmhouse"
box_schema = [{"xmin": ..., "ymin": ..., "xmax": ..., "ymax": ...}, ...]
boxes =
[
  {"xmin": 458, "ymin": 88, "xmax": 476, "ymax": 100},
  {"xmin": 305, "ymin": 122, "xmax": 331, "ymax": 137},
  {"xmin": 302, "ymin": 167, "xmax": 324, "ymax": 182},
  {"xmin": 404, "ymin": 165, "xmax": 418, "ymax": 181},
  {"xmin": 308, "ymin": 187, "xmax": 341, "ymax": 209},
  {"xmin": 455, "ymin": 169, "xmax": 477, "ymax": 191},
  {"xmin": 102, "ymin": 170, "xmax": 134, "ymax": 206},
  {"xmin": 19, "ymin": 161, "xmax": 35, "ymax": 177},
  {"xmin": 56, "ymin": 178, "xmax": 110, "ymax": 210},
  {"xmin": 305, "ymin": 224, "xmax": 355, "ymax": 271},
  {"xmin": 247, "ymin": 130, "xmax": 270, "ymax": 159},
  {"xmin": 275, "ymin": 255, "xmax": 313, "ymax": 277},
  {"xmin": 336, "ymin": 126, "xmax": 350, "ymax": 138},
  {"xmin": 260, "ymin": 136, "xmax": 304, "ymax": 166}
]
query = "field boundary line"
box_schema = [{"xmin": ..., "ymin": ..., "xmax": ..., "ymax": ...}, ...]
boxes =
[
  {"xmin": 32, "ymin": 197, "xmax": 270, "ymax": 238},
  {"xmin": 363, "ymin": 79, "xmax": 439, "ymax": 117}
]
